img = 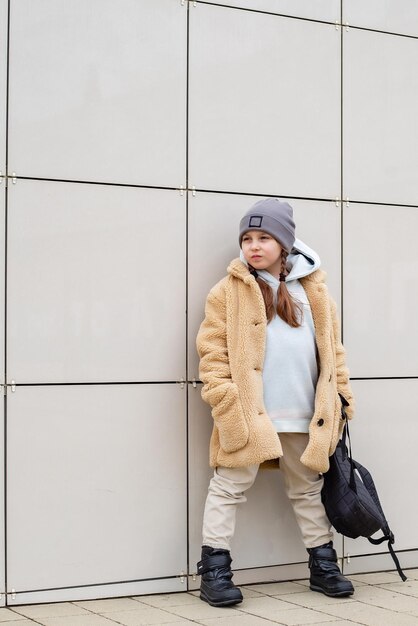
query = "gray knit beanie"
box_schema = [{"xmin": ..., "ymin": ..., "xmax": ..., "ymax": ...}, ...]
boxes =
[{"xmin": 239, "ymin": 197, "xmax": 296, "ymax": 253}]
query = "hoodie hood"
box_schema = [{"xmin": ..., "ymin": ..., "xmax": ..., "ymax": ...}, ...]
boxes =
[
  {"xmin": 238, "ymin": 237, "xmax": 321, "ymax": 284},
  {"xmin": 286, "ymin": 238, "xmax": 321, "ymax": 281}
]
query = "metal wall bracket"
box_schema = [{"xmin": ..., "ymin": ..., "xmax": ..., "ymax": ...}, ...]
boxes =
[
  {"xmin": 179, "ymin": 570, "xmax": 186, "ymax": 583},
  {"xmin": 8, "ymin": 589, "xmax": 16, "ymax": 600},
  {"xmin": 191, "ymin": 378, "xmax": 197, "ymax": 388},
  {"xmin": 344, "ymin": 197, "xmax": 350, "ymax": 207},
  {"xmin": 0, "ymin": 172, "xmax": 18, "ymax": 186},
  {"xmin": 2, "ymin": 381, "xmax": 17, "ymax": 394},
  {"xmin": 177, "ymin": 185, "xmax": 198, "ymax": 196},
  {"xmin": 178, "ymin": 378, "xmax": 185, "ymax": 389},
  {"xmin": 335, "ymin": 197, "xmax": 340, "ymax": 207}
]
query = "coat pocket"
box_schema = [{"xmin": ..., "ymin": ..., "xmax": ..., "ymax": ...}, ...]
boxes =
[{"xmin": 210, "ymin": 383, "xmax": 249, "ymax": 453}]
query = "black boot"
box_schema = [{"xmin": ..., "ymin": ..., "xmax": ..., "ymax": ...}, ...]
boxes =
[
  {"xmin": 308, "ymin": 542, "xmax": 354, "ymax": 597},
  {"xmin": 197, "ymin": 546, "xmax": 243, "ymax": 607}
]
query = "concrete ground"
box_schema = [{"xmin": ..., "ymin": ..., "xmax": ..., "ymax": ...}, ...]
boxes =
[{"xmin": 1, "ymin": 569, "xmax": 418, "ymax": 626}]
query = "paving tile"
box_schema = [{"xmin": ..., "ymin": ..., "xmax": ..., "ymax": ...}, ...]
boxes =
[
  {"xmin": 38, "ymin": 616, "xmax": 118, "ymax": 626},
  {"xmin": 0, "ymin": 608, "xmax": 28, "ymax": 622},
  {"xmin": 278, "ymin": 590, "xmax": 354, "ymax": 608},
  {"xmin": 162, "ymin": 602, "xmax": 242, "ymax": 620},
  {"xmin": 12, "ymin": 603, "xmax": 90, "ymax": 619},
  {"xmin": 257, "ymin": 606, "xmax": 337, "ymax": 625},
  {"xmin": 245, "ymin": 582, "xmax": 307, "ymax": 596},
  {"xmin": 73, "ymin": 598, "xmax": 146, "ymax": 613},
  {"xmin": 404, "ymin": 569, "xmax": 418, "ymax": 579},
  {"xmin": 350, "ymin": 571, "xmax": 403, "ymax": 585},
  {"xmin": 238, "ymin": 596, "xmax": 338, "ymax": 623},
  {"xmin": 134, "ymin": 593, "xmax": 203, "ymax": 608},
  {"xmin": 240, "ymin": 587, "xmax": 268, "ymax": 599},
  {"xmin": 198, "ymin": 614, "xmax": 281, "ymax": 626},
  {"xmin": 153, "ymin": 623, "xmax": 199, "ymax": 626},
  {"xmin": 237, "ymin": 595, "xmax": 297, "ymax": 616},
  {"xmin": 0, "ymin": 618, "xmax": 37, "ymax": 626},
  {"xmin": 321, "ymin": 622, "xmax": 365, "ymax": 626},
  {"xmin": 313, "ymin": 599, "xmax": 418, "ymax": 626},
  {"xmin": 103, "ymin": 607, "xmax": 198, "ymax": 625},
  {"xmin": 353, "ymin": 584, "xmax": 418, "ymax": 612},
  {"xmin": 378, "ymin": 579, "xmax": 418, "ymax": 597}
]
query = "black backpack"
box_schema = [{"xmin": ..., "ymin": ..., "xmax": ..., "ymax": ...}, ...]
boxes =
[{"xmin": 321, "ymin": 395, "xmax": 407, "ymax": 581}]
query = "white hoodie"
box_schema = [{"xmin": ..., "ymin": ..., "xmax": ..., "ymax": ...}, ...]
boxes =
[{"xmin": 241, "ymin": 238, "xmax": 321, "ymax": 433}]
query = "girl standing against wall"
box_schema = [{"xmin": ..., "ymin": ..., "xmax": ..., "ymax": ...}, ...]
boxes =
[{"xmin": 196, "ymin": 198, "xmax": 355, "ymax": 607}]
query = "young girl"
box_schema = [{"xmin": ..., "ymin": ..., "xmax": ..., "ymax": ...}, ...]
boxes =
[{"xmin": 196, "ymin": 198, "xmax": 355, "ymax": 607}]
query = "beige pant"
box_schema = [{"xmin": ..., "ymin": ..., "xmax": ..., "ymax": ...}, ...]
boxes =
[{"xmin": 202, "ymin": 433, "xmax": 332, "ymax": 550}]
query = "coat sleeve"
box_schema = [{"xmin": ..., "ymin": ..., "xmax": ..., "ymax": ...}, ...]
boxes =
[
  {"xmin": 196, "ymin": 285, "xmax": 249, "ymax": 453},
  {"xmin": 330, "ymin": 296, "xmax": 355, "ymax": 420}
]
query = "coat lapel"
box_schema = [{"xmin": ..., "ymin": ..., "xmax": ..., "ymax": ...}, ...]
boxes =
[{"xmin": 301, "ymin": 272, "xmax": 332, "ymax": 374}]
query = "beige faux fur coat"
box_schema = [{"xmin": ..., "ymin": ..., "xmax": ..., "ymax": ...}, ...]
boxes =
[{"xmin": 196, "ymin": 258, "xmax": 355, "ymax": 473}]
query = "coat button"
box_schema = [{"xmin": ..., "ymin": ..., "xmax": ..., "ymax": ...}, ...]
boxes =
[{"xmin": 317, "ymin": 418, "xmax": 324, "ymax": 426}]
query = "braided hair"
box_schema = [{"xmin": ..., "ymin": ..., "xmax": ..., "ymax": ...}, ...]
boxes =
[{"xmin": 250, "ymin": 249, "xmax": 303, "ymax": 327}]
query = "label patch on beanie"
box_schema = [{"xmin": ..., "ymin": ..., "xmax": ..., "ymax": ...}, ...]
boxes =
[{"xmin": 249, "ymin": 215, "xmax": 263, "ymax": 227}]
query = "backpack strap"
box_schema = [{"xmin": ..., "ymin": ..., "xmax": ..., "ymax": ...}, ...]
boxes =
[
  {"xmin": 352, "ymin": 460, "xmax": 407, "ymax": 582},
  {"xmin": 340, "ymin": 417, "xmax": 357, "ymax": 492}
]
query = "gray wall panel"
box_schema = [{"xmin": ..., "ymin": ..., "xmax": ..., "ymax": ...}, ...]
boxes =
[
  {"xmin": 344, "ymin": 28, "xmax": 418, "ymax": 205},
  {"xmin": 8, "ymin": 0, "xmax": 187, "ymax": 186},
  {"xmin": 7, "ymin": 181, "xmax": 186, "ymax": 384},
  {"xmin": 189, "ymin": 5, "xmax": 340, "ymax": 198},
  {"xmin": 344, "ymin": 0, "xmax": 418, "ymax": 37},
  {"xmin": 343, "ymin": 203, "xmax": 418, "ymax": 378},
  {"xmin": 199, "ymin": 0, "xmax": 339, "ymax": 22},
  {"xmin": 7, "ymin": 384, "xmax": 187, "ymax": 591}
]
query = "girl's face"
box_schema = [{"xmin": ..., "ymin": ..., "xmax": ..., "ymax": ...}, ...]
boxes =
[{"xmin": 241, "ymin": 230, "xmax": 283, "ymax": 277}]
